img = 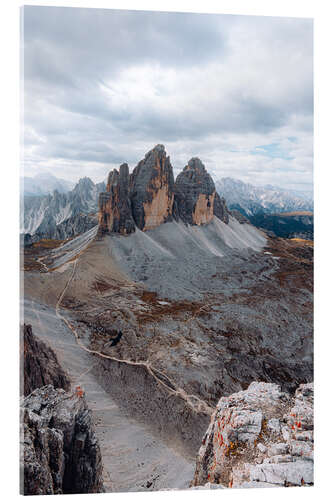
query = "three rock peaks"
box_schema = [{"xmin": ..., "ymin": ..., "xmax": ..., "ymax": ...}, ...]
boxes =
[{"xmin": 98, "ymin": 144, "xmax": 229, "ymax": 235}]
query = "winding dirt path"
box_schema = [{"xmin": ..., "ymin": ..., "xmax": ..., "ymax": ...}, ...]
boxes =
[
  {"xmin": 54, "ymin": 257, "xmax": 213, "ymax": 416},
  {"xmin": 24, "ymin": 250, "xmax": 214, "ymax": 492},
  {"xmin": 24, "ymin": 297, "xmax": 196, "ymax": 492}
]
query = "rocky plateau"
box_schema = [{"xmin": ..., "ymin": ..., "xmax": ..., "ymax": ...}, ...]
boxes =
[{"xmin": 22, "ymin": 144, "xmax": 313, "ymax": 493}]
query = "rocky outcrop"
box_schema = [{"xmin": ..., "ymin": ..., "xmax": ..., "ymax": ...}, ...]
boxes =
[
  {"xmin": 174, "ymin": 158, "xmax": 216, "ymax": 226},
  {"xmin": 129, "ymin": 145, "xmax": 175, "ymax": 231},
  {"xmin": 21, "ymin": 324, "xmax": 70, "ymax": 397},
  {"xmin": 229, "ymin": 209, "xmax": 249, "ymax": 224},
  {"xmin": 53, "ymin": 213, "xmax": 98, "ymax": 240},
  {"xmin": 98, "ymin": 163, "xmax": 136, "ymax": 235},
  {"xmin": 213, "ymin": 192, "xmax": 229, "ymax": 224},
  {"xmin": 21, "ymin": 385, "xmax": 104, "ymax": 495},
  {"xmin": 98, "ymin": 146, "xmax": 231, "ymax": 235},
  {"xmin": 192, "ymin": 382, "xmax": 313, "ymax": 489}
]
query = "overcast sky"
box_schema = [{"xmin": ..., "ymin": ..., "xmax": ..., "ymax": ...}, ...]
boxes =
[{"xmin": 22, "ymin": 6, "xmax": 313, "ymax": 192}]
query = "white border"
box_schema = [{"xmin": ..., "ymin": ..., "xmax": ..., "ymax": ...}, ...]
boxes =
[{"xmin": 1, "ymin": 1, "xmax": 331, "ymax": 499}]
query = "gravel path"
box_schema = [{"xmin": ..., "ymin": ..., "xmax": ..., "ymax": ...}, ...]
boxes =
[{"xmin": 23, "ymin": 299, "xmax": 195, "ymax": 493}]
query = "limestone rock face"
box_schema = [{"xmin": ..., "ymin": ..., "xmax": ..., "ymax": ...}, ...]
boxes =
[
  {"xmin": 229, "ymin": 209, "xmax": 249, "ymax": 224},
  {"xmin": 98, "ymin": 146, "xmax": 231, "ymax": 235},
  {"xmin": 98, "ymin": 163, "xmax": 136, "ymax": 235},
  {"xmin": 129, "ymin": 145, "xmax": 175, "ymax": 231},
  {"xmin": 21, "ymin": 324, "xmax": 70, "ymax": 397},
  {"xmin": 192, "ymin": 382, "xmax": 313, "ymax": 489},
  {"xmin": 213, "ymin": 192, "xmax": 229, "ymax": 224},
  {"xmin": 174, "ymin": 158, "xmax": 216, "ymax": 226},
  {"xmin": 21, "ymin": 385, "xmax": 104, "ymax": 495}
]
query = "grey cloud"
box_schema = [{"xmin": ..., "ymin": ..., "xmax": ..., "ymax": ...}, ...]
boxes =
[
  {"xmin": 23, "ymin": 6, "xmax": 228, "ymax": 85},
  {"xmin": 22, "ymin": 6, "xmax": 313, "ymax": 191}
]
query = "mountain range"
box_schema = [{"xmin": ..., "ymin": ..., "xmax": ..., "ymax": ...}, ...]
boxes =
[
  {"xmin": 21, "ymin": 172, "xmax": 75, "ymax": 197},
  {"xmin": 216, "ymin": 177, "xmax": 313, "ymax": 216},
  {"xmin": 21, "ymin": 165, "xmax": 314, "ymax": 243},
  {"xmin": 21, "ymin": 177, "xmax": 105, "ymax": 241},
  {"xmin": 22, "ymin": 144, "xmax": 313, "ymax": 493}
]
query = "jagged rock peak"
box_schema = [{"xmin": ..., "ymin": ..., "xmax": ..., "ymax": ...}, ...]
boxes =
[
  {"xmin": 174, "ymin": 158, "xmax": 216, "ymax": 226},
  {"xmin": 98, "ymin": 162, "xmax": 135, "ymax": 236},
  {"xmin": 106, "ymin": 164, "xmax": 130, "ymax": 191},
  {"xmin": 106, "ymin": 169, "xmax": 119, "ymax": 191},
  {"xmin": 187, "ymin": 157, "xmax": 207, "ymax": 171},
  {"xmin": 129, "ymin": 144, "xmax": 175, "ymax": 231},
  {"xmin": 145, "ymin": 143, "xmax": 165, "ymax": 157},
  {"xmin": 213, "ymin": 192, "xmax": 229, "ymax": 224},
  {"xmin": 75, "ymin": 177, "xmax": 95, "ymax": 189},
  {"xmin": 21, "ymin": 324, "xmax": 70, "ymax": 396},
  {"xmin": 98, "ymin": 146, "xmax": 231, "ymax": 236}
]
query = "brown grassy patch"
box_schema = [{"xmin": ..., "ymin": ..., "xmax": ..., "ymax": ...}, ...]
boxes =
[
  {"xmin": 136, "ymin": 290, "xmax": 208, "ymax": 324},
  {"xmin": 22, "ymin": 259, "xmax": 45, "ymax": 272},
  {"xmin": 290, "ymin": 238, "xmax": 314, "ymax": 246},
  {"xmin": 32, "ymin": 239, "xmax": 66, "ymax": 249},
  {"xmin": 92, "ymin": 278, "xmax": 114, "ymax": 294}
]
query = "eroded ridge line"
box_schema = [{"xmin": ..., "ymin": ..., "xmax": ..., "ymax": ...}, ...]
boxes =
[{"xmin": 55, "ymin": 258, "xmax": 213, "ymax": 416}]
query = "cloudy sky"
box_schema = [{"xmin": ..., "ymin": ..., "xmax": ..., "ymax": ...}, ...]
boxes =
[{"xmin": 22, "ymin": 6, "xmax": 313, "ymax": 192}]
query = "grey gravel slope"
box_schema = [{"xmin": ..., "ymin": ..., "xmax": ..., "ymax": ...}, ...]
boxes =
[
  {"xmin": 23, "ymin": 299, "xmax": 195, "ymax": 493},
  {"xmin": 106, "ymin": 216, "xmax": 266, "ymax": 301}
]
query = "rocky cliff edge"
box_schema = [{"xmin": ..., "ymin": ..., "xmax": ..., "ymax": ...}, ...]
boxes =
[
  {"xmin": 192, "ymin": 381, "xmax": 313, "ymax": 489},
  {"xmin": 21, "ymin": 385, "xmax": 104, "ymax": 495}
]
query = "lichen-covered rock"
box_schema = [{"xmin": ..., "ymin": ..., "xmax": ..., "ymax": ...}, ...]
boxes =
[
  {"xmin": 98, "ymin": 163, "xmax": 136, "ymax": 235},
  {"xmin": 129, "ymin": 145, "xmax": 175, "ymax": 231},
  {"xmin": 174, "ymin": 158, "xmax": 216, "ymax": 226},
  {"xmin": 21, "ymin": 324, "xmax": 70, "ymax": 397},
  {"xmin": 192, "ymin": 382, "xmax": 313, "ymax": 489},
  {"xmin": 21, "ymin": 385, "xmax": 104, "ymax": 495}
]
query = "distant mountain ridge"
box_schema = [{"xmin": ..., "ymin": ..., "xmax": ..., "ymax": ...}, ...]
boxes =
[
  {"xmin": 216, "ymin": 177, "xmax": 313, "ymax": 216},
  {"xmin": 22, "ymin": 177, "xmax": 106, "ymax": 240},
  {"xmin": 249, "ymin": 212, "xmax": 313, "ymax": 240},
  {"xmin": 21, "ymin": 172, "xmax": 75, "ymax": 196}
]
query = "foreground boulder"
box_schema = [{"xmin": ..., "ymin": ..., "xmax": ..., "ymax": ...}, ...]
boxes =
[
  {"xmin": 21, "ymin": 385, "xmax": 104, "ymax": 495},
  {"xmin": 192, "ymin": 382, "xmax": 313, "ymax": 489},
  {"xmin": 21, "ymin": 324, "xmax": 70, "ymax": 397}
]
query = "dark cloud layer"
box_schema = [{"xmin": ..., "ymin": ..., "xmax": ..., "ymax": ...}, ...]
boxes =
[{"xmin": 22, "ymin": 6, "xmax": 313, "ymax": 191}]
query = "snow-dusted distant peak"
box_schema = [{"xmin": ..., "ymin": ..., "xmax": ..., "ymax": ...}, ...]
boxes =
[
  {"xmin": 21, "ymin": 176, "xmax": 105, "ymax": 237},
  {"xmin": 22, "ymin": 172, "xmax": 75, "ymax": 197},
  {"xmin": 216, "ymin": 177, "xmax": 313, "ymax": 216}
]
